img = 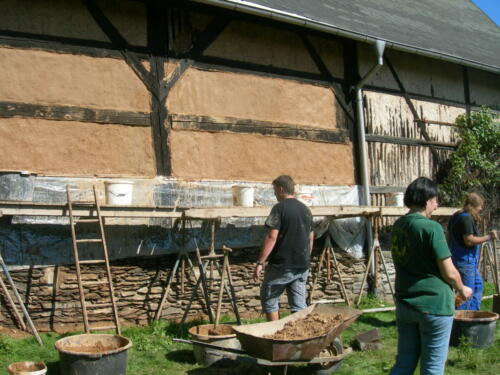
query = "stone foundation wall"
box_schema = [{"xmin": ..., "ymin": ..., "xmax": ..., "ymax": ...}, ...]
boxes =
[{"xmin": 0, "ymin": 248, "xmax": 396, "ymax": 333}]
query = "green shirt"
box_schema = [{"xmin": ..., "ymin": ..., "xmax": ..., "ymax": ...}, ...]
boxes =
[{"xmin": 391, "ymin": 212, "xmax": 454, "ymax": 316}]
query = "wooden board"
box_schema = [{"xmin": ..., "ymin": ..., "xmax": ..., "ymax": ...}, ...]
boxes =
[{"xmin": 0, "ymin": 201, "xmax": 459, "ymax": 219}]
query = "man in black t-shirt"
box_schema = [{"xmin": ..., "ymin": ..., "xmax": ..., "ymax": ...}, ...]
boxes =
[{"xmin": 253, "ymin": 175, "xmax": 314, "ymax": 321}]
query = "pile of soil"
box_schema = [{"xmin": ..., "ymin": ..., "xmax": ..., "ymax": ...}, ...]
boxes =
[
  {"xmin": 208, "ymin": 324, "xmax": 234, "ymax": 336},
  {"xmin": 265, "ymin": 313, "xmax": 343, "ymax": 340},
  {"xmin": 64, "ymin": 341, "xmax": 116, "ymax": 354},
  {"xmin": 8, "ymin": 362, "xmax": 46, "ymax": 372},
  {"xmin": 0, "ymin": 325, "xmax": 31, "ymax": 339}
]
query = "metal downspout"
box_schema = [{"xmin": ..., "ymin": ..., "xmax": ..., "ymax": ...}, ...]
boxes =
[{"xmin": 354, "ymin": 40, "xmax": 385, "ymax": 285}]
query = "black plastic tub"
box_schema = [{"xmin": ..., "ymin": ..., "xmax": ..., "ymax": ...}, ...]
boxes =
[
  {"xmin": 450, "ymin": 310, "xmax": 498, "ymax": 349},
  {"xmin": 55, "ymin": 334, "xmax": 132, "ymax": 375}
]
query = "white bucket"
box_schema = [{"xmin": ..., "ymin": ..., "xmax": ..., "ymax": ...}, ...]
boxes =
[
  {"xmin": 105, "ymin": 181, "xmax": 134, "ymax": 205},
  {"xmin": 232, "ymin": 186, "xmax": 254, "ymax": 207},
  {"xmin": 385, "ymin": 192, "xmax": 404, "ymax": 207}
]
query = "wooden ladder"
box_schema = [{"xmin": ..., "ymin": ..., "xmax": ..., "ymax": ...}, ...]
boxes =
[{"xmin": 67, "ymin": 185, "xmax": 121, "ymax": 335}]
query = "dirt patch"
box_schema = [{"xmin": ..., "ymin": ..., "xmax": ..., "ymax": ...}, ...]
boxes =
[
  {"xmin": 208, "ymin": 325, "xmax": 234, "ymax": 336},
  {"xmin": 8, "ymin": 362, "xmax": 46, "ymax": 372},
  {"xmin": 0, "ymin": 325, "xmax": 31, "ymax": 339},
  {"xmin": 63, "ymin": 341, "xmax": 117, "ymax": 354},
  {"xmin": 265, "ymin": 313, "xmax": 343, "ymax": 340}
]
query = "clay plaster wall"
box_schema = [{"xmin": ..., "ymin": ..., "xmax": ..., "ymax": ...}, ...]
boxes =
[
  {"xmin": 468, "ymin": 68, "xmax": 500, "ymax": 110},
  {"xmin": 0, "ymin": 118, "xmax": 155, "ymax": 176},
  {"xmin": 204, "ymin": 20, "xmax": 344, "ymax": 78},
  {"xmin": 0, "ymin": 48, "xmax": 150, "ymax": 112},
  {"xmin": 0, "ymin": 0, "xmax": 147, "ymax": 46},
  {"xmin": 170, "ymin": 130, "xmax": 354, "ymax": 185},
  {"xmin": 168, "ymin": 68, "xmax": 346, "ymax": 130},
  {"xmin": 359, "ymin": 45, "xmax": 465, "ymax": 103}
]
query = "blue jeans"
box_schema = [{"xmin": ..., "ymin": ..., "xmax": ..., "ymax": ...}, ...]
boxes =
[
  {"xmin": 390, "ymin": 301, "xmax": 453, "ymax": 375},
  {"xmin": 260, "ymin": 265, "xmax": 308, "ymax": 313}
]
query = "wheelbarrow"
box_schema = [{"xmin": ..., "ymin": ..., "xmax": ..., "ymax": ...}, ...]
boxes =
[{"xmin": 175, "ymin": 303, "xmax": 362, "ymax": 374}]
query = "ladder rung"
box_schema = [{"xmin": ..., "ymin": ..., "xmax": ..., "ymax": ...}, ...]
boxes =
[
  {"xmin": 75, "ymin": 219, "xmax": 99, "ymax": 223},
  {"xmin": 79, "ymin": 259, "xmax": 106, "ymax": 264},
  {"xmin": 76, "ymin": 239, "xmax": 102, "ymax": 243},
  {"xmin": 91, "ymin": 325, "xmax": 117, "ymax": 331},
  {"xmin": 87, "ymin": 303, "xmax": 113, "ymax": 309},
  {"xmin": 82, "ymin": 280, "xmax": 109, "ymax": 286}
]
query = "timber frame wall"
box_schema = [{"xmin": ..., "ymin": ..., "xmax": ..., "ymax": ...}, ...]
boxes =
[{"xmin": 2, "ymin": 0, "xmax": 498, "ymax": 187}]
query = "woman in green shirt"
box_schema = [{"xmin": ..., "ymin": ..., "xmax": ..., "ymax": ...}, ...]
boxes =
[{"xmin": 390, "ymin": 177, "xmax": 472, "ymax": 375}]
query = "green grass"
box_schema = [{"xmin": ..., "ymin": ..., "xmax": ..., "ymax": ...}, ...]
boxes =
[{"xmin": 0, "ymin": 285, "xmax": 499, "ymax": 375}]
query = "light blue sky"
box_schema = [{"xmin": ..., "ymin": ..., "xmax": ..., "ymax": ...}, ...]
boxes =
[{"xmin": 472, "ymin": 0, "xmax": 500, "ymax": 25}]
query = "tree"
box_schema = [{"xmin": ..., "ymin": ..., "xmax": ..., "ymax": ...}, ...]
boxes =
[{"xmin": 439, "ymin": 107, "xmax": 499, "ymax": 219}]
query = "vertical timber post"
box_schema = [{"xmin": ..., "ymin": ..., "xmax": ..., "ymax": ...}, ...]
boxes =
[{"xmin": 148, "ymin": 0, "xmax": 171, "ymax": 176}]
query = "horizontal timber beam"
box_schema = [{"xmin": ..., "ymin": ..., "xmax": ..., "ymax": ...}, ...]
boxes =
[
  {"xmin": 170, "ymin": 114, "xmax": 349, "ymax": 144},
  {"xmin": 0, "ymin": 101, "xmax": 150, "ymax": 126},
  {"xmin": 0, "ymin": 201, "xmax": 459, "ymax": 219},
  {"xmin": 366, "ymin": 134, "xmax": 456, "ymax": 150},
  {"xmin": 0, "ymin": 30, "xmax": 150, "ymax": 59},
  {"xmin": 0, "ymin": 201, "xmax": 181, "ymax": 218}
]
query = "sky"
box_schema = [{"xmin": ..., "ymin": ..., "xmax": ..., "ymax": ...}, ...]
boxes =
[{"xmin": 472, "ymin": 0, "xmax": 500, "ymax": 26}]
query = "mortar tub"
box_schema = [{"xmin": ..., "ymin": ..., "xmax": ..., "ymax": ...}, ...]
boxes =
[
  {"xmin": 232, "ymin": 304, "xmax": 362, "ymax": 362},
  {"xmin": 188, "ymin": 324, "xmax": 241, "ymax": 366},
  {"xmin": 7, "ymin": 362, "xmax": 47, "ymax": 375},
  {"xmin": 450, "ymin": 310, "xmax": 498, "ymax": 348},
  {"xmin": 55, "ymin": 334, "xmax": 132, "ymax": 375}
]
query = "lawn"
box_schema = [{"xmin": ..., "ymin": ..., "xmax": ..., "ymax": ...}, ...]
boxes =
[{"xmin": 0, "ymin": 284, "xmax": 498, "ymax": 375}]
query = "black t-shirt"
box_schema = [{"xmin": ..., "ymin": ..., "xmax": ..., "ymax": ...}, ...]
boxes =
[
  {"xmin": 265, "ymin": 198, "xmax": 313, "ymax": 269},
  {"xmin": 448, "ymin": 211, "xmax": 478, "ymax": 248}
]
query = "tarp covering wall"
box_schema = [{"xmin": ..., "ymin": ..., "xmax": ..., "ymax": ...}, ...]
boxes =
[{"xmin": 0, "ymin": 173, "xmax": 364, "ymax": 266}]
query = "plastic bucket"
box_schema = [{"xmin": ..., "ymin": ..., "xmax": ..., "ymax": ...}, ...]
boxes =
[
  {"xmin": 232, "ymin": 186, "xmax": 254, "ymax": 207},
  {"xmin": 105, "ymin": 181, "xmax": 133, "ymax": 205},
  {"xmin": 55, "ymin": 334, "xmax": 132, "ymax": 375},
  {"xmin": 7, "ymin": 362, "xmax": 47, "ymax": 375},
  {"xmin": 449, "ymin": 310, "xmax": 498, "ymax": 348},
  {"xmin": 188, "ymin": 324, "xmax": 241, "ymax": 366},
  {"xmin": 384, "ymin": 192, "xmax": 404, "ymax": 207}
]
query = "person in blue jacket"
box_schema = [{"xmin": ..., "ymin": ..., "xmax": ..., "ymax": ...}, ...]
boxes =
[{"xmin": 448, "ymin": 192, "xmax": 497, "ymax": 310}]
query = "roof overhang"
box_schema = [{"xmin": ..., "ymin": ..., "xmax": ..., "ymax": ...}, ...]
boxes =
[{"xmin": 192, "ymin": 0, "xmax": 500, "ymax": 74}]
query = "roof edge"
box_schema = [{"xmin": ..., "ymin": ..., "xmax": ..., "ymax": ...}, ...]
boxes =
[{"xmin": 191, "ymin": 0, "xmax": 500, "ymax": 74}]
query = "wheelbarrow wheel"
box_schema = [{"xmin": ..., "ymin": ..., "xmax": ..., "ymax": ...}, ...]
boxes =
[{"xmin": 310, "ymin": 338, "xmax": 343, "ymax": 375}]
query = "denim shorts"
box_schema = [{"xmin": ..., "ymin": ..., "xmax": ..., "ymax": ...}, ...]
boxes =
[{"xmin": 260, "ymin": 264, "xmax": 308, "ymax": 313}]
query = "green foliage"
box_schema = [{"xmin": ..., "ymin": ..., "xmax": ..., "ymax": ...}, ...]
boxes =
[{"xmin": 439, "ymin": 107, "xmax": 499, "ymax": 214}]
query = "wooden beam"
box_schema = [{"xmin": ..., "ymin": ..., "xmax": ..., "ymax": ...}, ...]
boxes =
[
  {"xmin": 366, "ymin": 134, "xmax": 457, "ymax": 150},
  {"xmin": 82, "ymin": 0, "xmax": 157, "ymax": 94},
  {"xmin": 194, "ymin": 54, "xmax": 335, "ymax": 85},
  {"xmin": 363, "ymin": 84, "xmax": 468, "ymax": 109},
  {"xmin": 0, "ymin": 201, "xmax": 182, "ymax": 218},
  {"xmin": 0, "ymin": 101, "xmax": 150, "ymax": 126},
  {"xmin": 0, "ymin": 201, "xmax": 459, "ymax": 219},
  {"xmin": 463, "ymin": 66, "xmax": 471, "ymax": 120},
  {"xmin": 185, "ymin": 205, "xmax": 459, "ymax": 219},
  {"xmin": 170, "ymin": 114, "xmax": 349, "ymax": 144},
  {"xmin": 384, "ymin": 55, "xmax": 442, "ymax": 163},
  {"xmin": 415, "ymin": 119, "xmax": 458, "ymax": 127},
  {"xmin": 147, "ymin": 0, "xmax": 170, "ymax": 176},
  {"xmin": 188, "ymin": 15, "xmax": 230, "ymax": 58},
  {"xmin": 299, "ymin": 33, "xmax": 354, "ymax": 124},
  {"xmin": 0, "ymin": 29, "xmax": 150, "ymax": 60}
]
